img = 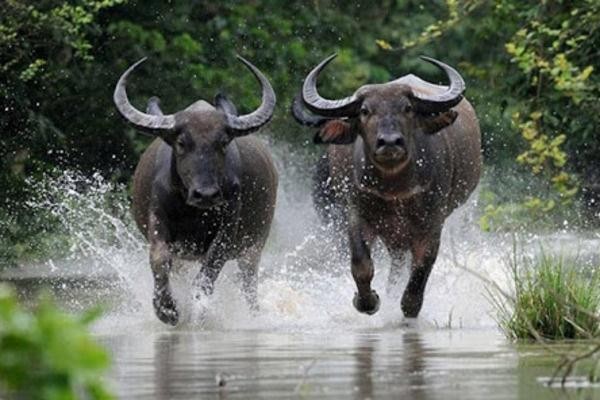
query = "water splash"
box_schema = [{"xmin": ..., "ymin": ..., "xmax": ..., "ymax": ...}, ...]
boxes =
[{"xmin": 15, "ymin": 141, "xmax": 598, "ymax": 333}]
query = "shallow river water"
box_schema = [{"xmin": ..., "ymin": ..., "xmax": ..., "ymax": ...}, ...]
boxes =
[
  {"xmin": 99, "ymin": 327, "xmax": 591, "ymax": 400},
  {"xmin": 5, "ymin": 142, "xmax": 600, "ymax": 399}
]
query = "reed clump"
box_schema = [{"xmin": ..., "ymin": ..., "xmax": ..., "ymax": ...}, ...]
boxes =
[{"xmin": 493, "ymin": 253, "xmax": 600, "ymax": 340}]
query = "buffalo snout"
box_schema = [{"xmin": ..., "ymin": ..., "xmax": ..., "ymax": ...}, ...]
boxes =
[
  {"xmin": 376, "ymin": 132, "xmax": 405, "ymax": 149},
  {"xmin": 374, "ymin": 132, "xmax": 407, "ymax": 163},
  {"xmin": 187, "ymin": 185, "xmax": 223, "ymax": 208}
]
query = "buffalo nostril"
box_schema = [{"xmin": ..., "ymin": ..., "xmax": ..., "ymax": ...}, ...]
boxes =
[
  {"xmin": 202, "ymin": 188, "xmax": 219, "ymax": 199},
  {"xmin": 191, "ymin": 189, "xmax": 203, "ymax": 199},
  {"xmin": 395, "ymin": 137, "xmax": 405, "ymax": 147},
  {"xmin": 376, "ymin": 138, "xmax": 386, "ymax": 148},
  {"xmin": 191, "ymin": 187, "xmax": 219, "ymax": 201}
]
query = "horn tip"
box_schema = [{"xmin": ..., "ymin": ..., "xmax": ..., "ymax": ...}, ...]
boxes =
[
  {"xmin": 235, "ymin": 54, "xmax": 251, "ymax": 65},
  {"xmin": 323, "ymin": 53, "xmax": 338, "ymax": 63},
  {"xmin": 134, "ymin": 56, "xmax": 148, "ymax": 66},
  {"xmin": 235, "ymin": 55, "xmax": 261, "ymax": 74}
]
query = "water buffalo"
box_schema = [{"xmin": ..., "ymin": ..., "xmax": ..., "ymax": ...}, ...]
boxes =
[
  {"xmin": 114, "ymin": 56, "xmax": 278, "ymax": 325},
  {"xmin": 292, "ymin": 55, "xmax": 481, "ymax": 318}
]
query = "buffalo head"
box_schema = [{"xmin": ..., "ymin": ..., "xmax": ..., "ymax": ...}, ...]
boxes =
[
  {"xmin": 293, "ymin": 54, "xmax": 464, "ymax": 174},
  {"xmin": 114, "ymin": 56, "xmax": 275, "ymax": 208}
]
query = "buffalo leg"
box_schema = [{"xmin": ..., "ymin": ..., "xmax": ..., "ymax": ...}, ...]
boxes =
[
  {"xmin": 401, "ymin": 232, "xmax": 441, "ymax": 318},
  {"xmin": 194, "ymin": 241, "xmax": 227, "ymax": 298},
  {"xmin": 194, "ymin": 188, "xmax": 241, "ymax": 299},
  {"xmin": 149, "ymin": 213, "xmax": 179, "ymax": 325},
  {"xmin": 238, "ymin": 245, "xmax": 261, "ymax": 311},
  {"xmin": 386, "ymin": 248, "xmax": 409, "ymax": 294},
  {"xmin": 349, "ymin": 216, "xmax": 380, "ymax": 315}
]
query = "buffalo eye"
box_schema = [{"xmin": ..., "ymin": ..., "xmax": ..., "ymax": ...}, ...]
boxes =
[
  {"xmin": 404, "ymin": 104, "xmax": 413, "ymax": 113},
  {"xmin": 175, "ymin": 137, "xmax": 187, "ymax": 155},
  {"xmin": 360, "ymin": 105, "xmax": 370, "ymax": 117},
  {"xmin": 217, "ymin": 134, "xmax": 231, "ymax": 151}
]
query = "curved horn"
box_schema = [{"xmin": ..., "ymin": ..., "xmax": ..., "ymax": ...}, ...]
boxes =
[
  {"xmin": 301, "ymin": 54, "xmax": 362, "ymax": 118},
  {"xmin": 410, "ymin": 56, "xmax": 465, "ymax": 114},
  {"xmin": 225, "ymin": 56, "xmax": 276, "ymax": 135},
  {"xmin": 113, "ymin": 58, "xmax": 176, "ymax": 135},
  {"xmin": 291, "ymin": 93, "xmax": 332, "ymax": 127}
]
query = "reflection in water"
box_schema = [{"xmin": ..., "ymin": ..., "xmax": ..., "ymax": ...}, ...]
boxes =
[
  {"xmin": 403, "ymin": 330, "xmax": 427, "ymax": 399},
  {"xmin": 154, "ymin": 333, "xmax": 178, "ymax": 400},
  {"xmin": 101, "ymin": 329, "xmax": 567, "ymax": 400},
  {"xmin": 353, "ymin": 334, "xmax": 376, "ymax": 400}
]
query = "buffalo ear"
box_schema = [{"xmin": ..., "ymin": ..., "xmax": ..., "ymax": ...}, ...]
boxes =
[
  {"xmin": 146, "ymin": 96, "xmax": 164, "ymax": 116},
  {"xmin": 421, "ymin": 110, "xmax": 458, "ymax": 134},
  {"xmin": 214, "ymin": 92, "xmax": 239, "ymax": 116},
  {"xmin": 314, "ymin": 120, "xmax": 356, "ymax": 144}
]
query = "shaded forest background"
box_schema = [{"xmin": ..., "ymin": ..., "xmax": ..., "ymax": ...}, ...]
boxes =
[{"xmin": 1, "ymin": 0, "xmax": 599, "ymax": 266}]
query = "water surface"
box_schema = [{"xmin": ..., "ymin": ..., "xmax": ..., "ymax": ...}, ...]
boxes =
[{"xmin": 100, "ymin": 327, "xmax": 600, "ymax": 399}]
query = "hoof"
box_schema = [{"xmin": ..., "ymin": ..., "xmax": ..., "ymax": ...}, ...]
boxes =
[
  {"xmin": 353, "ymin": 290, "xmax": 380, "ymax": 315},
  {"xmin": 153, "ymin": 288, "xmax": 179, "ymax": 326},
  {"xmin": 401, "ymin": 293, "xmax": 423, "ymax": 318}
]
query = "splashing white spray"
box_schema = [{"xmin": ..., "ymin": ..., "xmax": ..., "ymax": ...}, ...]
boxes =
[{"xmin": 19, "ymin": 140, "xmax": 578, "ymax": 333}]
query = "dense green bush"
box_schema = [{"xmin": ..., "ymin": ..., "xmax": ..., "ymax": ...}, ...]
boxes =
[{"xmin": 0, "ymin": 285, "xmax": 113, "ymax": 399}]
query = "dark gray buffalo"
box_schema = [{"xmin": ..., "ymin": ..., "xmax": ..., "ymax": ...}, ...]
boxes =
[
  {"xmin": 293, "ymin": 54, "xmax": 481, "ymax": 318},
  {"xmin": 114, "ymin": 56, "xmax": 277, "ymax": 325}
]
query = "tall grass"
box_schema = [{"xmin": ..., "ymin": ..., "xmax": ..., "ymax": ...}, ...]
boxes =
[{"xmin": 492, "ymin": 252, "xmax": 600, "ymax": 340}]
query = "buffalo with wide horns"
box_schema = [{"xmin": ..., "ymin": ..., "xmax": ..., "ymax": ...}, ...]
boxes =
[
  {"xmin": 114, "ymin": 56, "xmax": 278, "ymax": 325},
  {"xmin": 293, "ymin": 54, "xmax": 481, "ymax": 317}
]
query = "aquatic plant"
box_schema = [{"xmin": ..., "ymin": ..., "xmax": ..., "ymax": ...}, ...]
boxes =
[
  {"xmin": 0, "ymin": 285, "xmax": 113, "ymax": 400},
  {"xmin": 492, "ymin": 251, "xmax": 600, "ymax": 340}
]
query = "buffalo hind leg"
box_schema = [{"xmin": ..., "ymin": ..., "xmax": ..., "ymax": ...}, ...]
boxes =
[
  {"xmin": 350, "ymin": 218, "xmax": 380, "ymax": 315},
  {"xmin": 401, "ymin": 232, "xmax": 441, "ymax": 318},
  {"xmin": 386, "ymin": 248, "xmax": 409, "ymax": 295},
  {"xmin": 194, "ymin": 193, "xmax": 241, "ymax": 300},
  {"xmin": 238, "ymin": 245, "xmax": 261, "ymax": 312},
  {"xmin": 193, "ymin": 237, "xmax": 228, "ymax": 300}
]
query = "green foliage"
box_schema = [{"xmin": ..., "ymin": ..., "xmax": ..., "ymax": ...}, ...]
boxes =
[
  {"xmin": 0, "ymin": 170, "xmax": 134, "ymax": 269},
  {"xmin": 477, "ymin": 166, "xmax": 588, "ymax": 232},
  {"xmin": 497, "ymin": 2, "xmax": 597, "ymax": 221},
  {"xmin": 492, "ymin": 252, "xmax": 600, "ymax": 340},
  {"xmin": 396, "ymin": 0, "xmax": 599, "ymax": 230},
  {"xmin": 0, "ymin": 285, "xmax": 113, "ymax": 399},
  {"xmin": 2, "ymin": 0, "xmax": 600, "ymax": 262},
  {"xmin": 0, "ymin": 203, "xmax": 70, "ymax": 270}
]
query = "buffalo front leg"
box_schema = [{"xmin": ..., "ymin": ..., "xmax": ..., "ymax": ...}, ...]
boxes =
[
  {"xmin": 349, "ymin": 216, "xmax": 380, "ymax": 315},
  {"xmin": 148, "ymin": 211, "xmax": 178, "ymax": 325},
  {"xmin": 401, "ymin": 232, "xmax": 441, "ymax": 318},
  {"xmin": 150, "ymin": 240, "xmax": 179, "ymax": 325},
  {"xmin": 237, "ymin": 245, "xmax": 262, "ymax": 312}
]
